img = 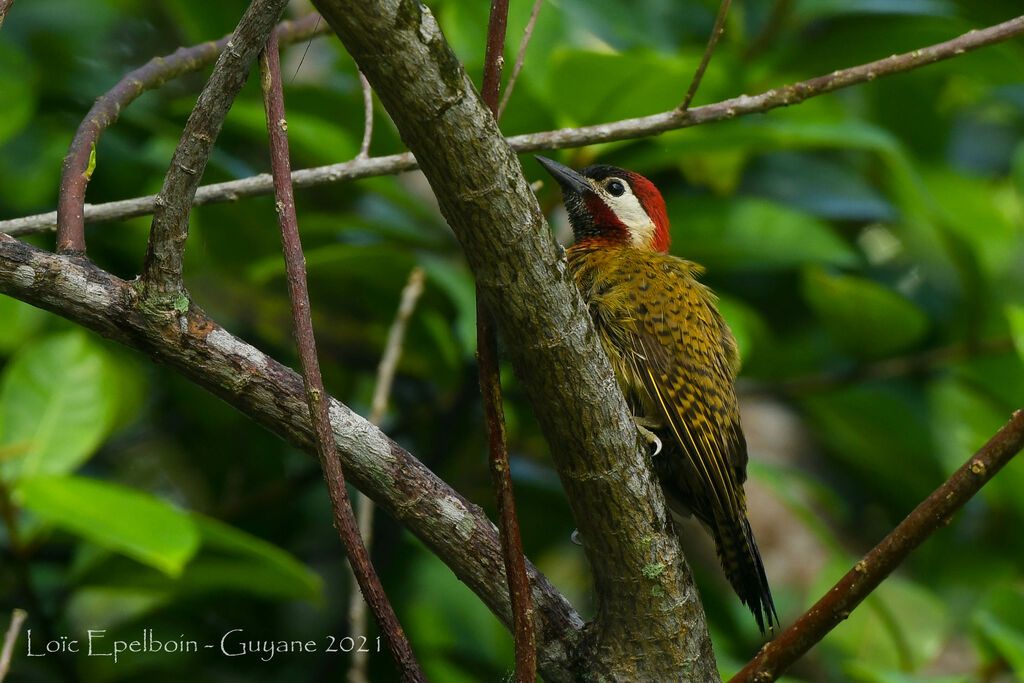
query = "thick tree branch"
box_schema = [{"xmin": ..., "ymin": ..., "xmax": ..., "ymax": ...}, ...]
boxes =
[
  {"xmin": 731, "ymin": 409, "xmax": 1024, "ymax": 683},
  {"xmin": 312, "ymin": 1, "xmax": 717, "ymax": 680},
  {"xmin": 259, "ymin": 33, "xmax": 424, "ymax": 680},
  {"xmin": 141, "ymin": 0, "xmax": 289, "ymax": 296},
  {"xmin": 54, "ymin": 12, "xmax": 326, "ymax": 256},
  {"xmin": 9, "ymin": 14, "xmax": 1021, "ymax": 237},
  {"xmin": 0, "ymin": 232, "xmax": 583, "ymax": 682}
]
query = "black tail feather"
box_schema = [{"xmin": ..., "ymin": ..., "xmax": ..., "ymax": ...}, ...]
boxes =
[{"xmin": 715, "ymin": 516, "xmax": 778, "ymax": 636}]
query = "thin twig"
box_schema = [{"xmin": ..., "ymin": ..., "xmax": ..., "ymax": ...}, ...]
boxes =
[
  {"xmin": 480, "ymin": 2, "xmax": 536, "ymax": 681},
  {"xmin": 259, "ymin": 32, "xmax": 425, "ymax": 682},
  {"xmin": 680, "ymin": 0, "xmax": 732, "ymax": 111},
  {"xmin": 10, "ymin": 15, "xmax": 1022, "ymax": 237},
  {"xmin": 141, "ymin": 0, "xmax": 291, "ymax": 296},
  {"xmin": 0, "ymin": 609, "xmax": 27, "ymax": 683},
  {"xmin": 357, "ymin": 71, "xmax": 374, "ymax": 159},
  {"xmin": 348, "ymin": 266, "xmax": 425, "ymax": 683},
  {"xmin": 496, "ymin": 0, "xmax": 544, "ymax": 120},
  {"xmin": 730, "ymin": 409, "xmax": 1024, "ymax": 683},
  {"xmin": 54, "ymin": 12, "xmax": 326, "ymax": 256},
  {"xmin": 743, "ymin": 0, "xmax": 792, "ymax": 61},
  {"xmin": 0, "ymin": 0, "xmax": 14, "ymax": 32}
]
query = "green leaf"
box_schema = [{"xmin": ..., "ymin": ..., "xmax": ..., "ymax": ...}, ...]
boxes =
[
  {"xmin": 802, "ymin": 386, "xmax": 940, "ymax": 509},
  {"xmin": 1007, "ymin": 305, "xmax": 1024, "ymax": 364},
  {"xmin": 716, "ymin": 295, "xmax": 767, "ymax": 364},
  {"xmin": 16, "ymin": 476, "xmax": 200, "ymax": 577},
  {"xmin": 801, "ymin": 267, "xmax": 930, "ymax": 358},
  {"xmin": 676, "ymin": 198, "xmax": 859, "ymax": 271},
  {"xmin": 547, "ymin": 49, "xmax": 715, "ymax": 125},
  {"xmin": 813, "ymin": 560, "xmax": 950, "ymax": 673},
  {"xmin": 227, "ymin": 100, "xmax": 357, "ymax": 165},
  {"xmin": 974, "ymin": 612, "xmax": 1024, "ymax": 677},
  {"xmin": 0, "ymin": 332, "xmax": 120, "ymax": 480},
  {"xmin": 0, "ymin": 296, "xmax": 47, "ymax": 353},
  {"xmin": 0, "ymin": 43, "xmax": 35, "ymax": 146},
  {"xmin": 191, "ymin": 514, "xmax": 322, "ymax": 604}
]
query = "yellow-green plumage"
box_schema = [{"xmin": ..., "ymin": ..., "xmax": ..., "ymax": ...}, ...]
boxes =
[{"xmin": 568, "ymin": 242, "xmax": 777, "ymax": 634}]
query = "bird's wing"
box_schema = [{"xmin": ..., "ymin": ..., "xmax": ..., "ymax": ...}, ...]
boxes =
[{"xmin": 623, "ymin": 258, "xmax": 748, "ymax": 521}]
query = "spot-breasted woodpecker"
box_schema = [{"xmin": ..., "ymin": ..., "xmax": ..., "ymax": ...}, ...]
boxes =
[{"xmin": 537, "ymin": 156, "xmax": 778, "ymax": 635}]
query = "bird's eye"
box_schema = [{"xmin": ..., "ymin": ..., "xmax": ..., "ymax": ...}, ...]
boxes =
[{"xmin": 606, "ymin": 179, "xmax": 626, "ymax": 197}]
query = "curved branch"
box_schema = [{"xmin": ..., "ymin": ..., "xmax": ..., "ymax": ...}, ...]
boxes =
[
  {"xmin": 10, "ymin": 13, "xmax": 1021, "ymax": 238},
  {"xmin": 259, "ymin": 33, "xmax": 424, "ymax": 680},
  {"xmin": 141, "ymin": 0, "xmax": 290, "ymax": 295},
  {"xmin": 54, "ymin": 12, "xmax": 327, "ymax": 255},
  {"xmin": 0, "ymin": 231, "xmax": 583, "ymax": 682},
  {"xmin": 731, "ymin": 409, "xmax": 1024, "ymax": 683}
]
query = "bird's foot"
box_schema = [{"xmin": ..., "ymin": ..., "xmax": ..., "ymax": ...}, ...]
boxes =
[{"xmin": 633, "ymin": 417, "xmax": 663, "ymax": 457}]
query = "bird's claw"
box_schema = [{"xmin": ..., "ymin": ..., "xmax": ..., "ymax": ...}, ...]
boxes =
[{"xmin": 634, "ymin": 420, "xmax": 663, "ymax": 456}]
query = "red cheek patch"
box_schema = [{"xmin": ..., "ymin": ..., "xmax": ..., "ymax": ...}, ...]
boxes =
[{"xmin": 584, "ymin": 194, "xmax": 630, "ymax": 244}]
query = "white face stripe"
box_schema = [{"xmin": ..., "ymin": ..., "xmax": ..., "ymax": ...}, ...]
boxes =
[{"xmin": 592, "ymin": 177, "xmax": 657, "ymax": 249}]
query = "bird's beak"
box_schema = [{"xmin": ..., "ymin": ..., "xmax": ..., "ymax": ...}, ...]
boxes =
[{"xmin": 536, "ymin": 156, "xmax": 590, "ymax": 195}]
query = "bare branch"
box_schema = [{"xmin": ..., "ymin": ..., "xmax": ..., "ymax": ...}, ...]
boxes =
[
  {"xmin": 10, "ymin": 14, "xmax": 1022, "ymax": 238},
  {"xmin": 0, "ymin": 609, "xmax": 27, "ymax": 683},
  {"xmin": 479, "ymin": 1, "xmax": 536, "ymax": 681},
  {"xmin": 259, "ymin": 31, "xmax": 424, "ymax": 681},
  {"xmin": 357, "ymin": 71, "xmax": 374, "ymax": 159},
  {"xmin": 731, "ymin": 409, "xmax": 1024, "ymax": 683},
  {"xmin": 349, "ymin": 266, "xmax": 425, "ymax": 683},
  {"xmin": 54, "ymin": 12, "xmax": 326, "ymax": 256},
  {"xmin": 497, "ymin": 0, "xmax": 543, "ymax": 120},
  {"xmin": 679, "ymin": 0, "xmax": 732, "ymax": 111},
  {"xmin": 141, "ymin": 0, "xmax": 290, "ymax": 296},
  {"xmin": 0, "ymin": 231, "xmax": 584, "ymax": 683}
]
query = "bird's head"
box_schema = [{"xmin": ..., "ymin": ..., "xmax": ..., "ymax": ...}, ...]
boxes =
[{"xmin": 536, "ymin": 156, "xmax": 671, "ymax": 253}]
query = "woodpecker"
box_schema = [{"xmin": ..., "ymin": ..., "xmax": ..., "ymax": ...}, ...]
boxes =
[{"xmin": 537, "ymin": 156, "xmax": 778, "ymax": 635}]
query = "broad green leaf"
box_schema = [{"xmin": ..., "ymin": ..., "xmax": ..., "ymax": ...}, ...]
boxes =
[
  {"xmin": 794, "ymin": 0, "xmax": 957, "ymax": 23},
  {"xmin": 227, "ymin": 99, "xmax": 357, "ymax": 165},
  {"xmin": 928, "ymin": 376, "xmax": 1024, "ymax": 516},
  {"xmin": 843, "ymin": 666, "xmax": 969, "ymax": 683},
  {"xmin": 1007, "ymin": 305, "xmax": 1024, "ymax": 364},
  {"xmin": 420, "ymin": 254, "xmax": 477, "ymax": 357},
  {"xmin": 0, "ymin": 332, "xmax": 120, "ymax": 480},
  {"xmin": 974, "ymin": 612, "xmax": 1024, "ymax": 677},
  {"xmin": 716, "ymin": 295, "xmax": 767, "ymax": 364},
  {"xmin": 0, "ymin": 296, "xmax": 47, "ymax": 352},
  {"xmin": 801, "ymin": 267, "xmax": 930, "ymax": 358},
  {"xmin": 802, "ymin": 386, "xmax": 940, "ymax": 509},
  {"xmin": 547, "ymin": 49, "xmax": 720, "ymax": 125},
  {"xmin": 192, "ymin": 514, "xmax": 322, "ymax": 604},
  {"xmin": 812, "ymin": 560, "xmax": 949, "ymax": 673},
  {"xmin": 16, "ymin": 476, "xmax": 200, "ymax": 577},
  {"xmin": 675, "ymin": 198, "xmax": 859, "ymax": 271},
  {"xmin": 0, "ymin": 44, "xmax": 35, "ymax": 146},
  {"xmin": 66, "ymin": 586, "xmax": 171, "ymax": 633}
]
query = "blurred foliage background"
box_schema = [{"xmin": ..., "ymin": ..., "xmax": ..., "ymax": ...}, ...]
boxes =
[{"xmin": 1, "ymin": 0, "xmax": 1023, "ymax": 681}]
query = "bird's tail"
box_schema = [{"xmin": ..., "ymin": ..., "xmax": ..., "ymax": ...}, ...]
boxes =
[{"xmin": 713, "ymin": 515, "xmax": 778, "ymax": 637}]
